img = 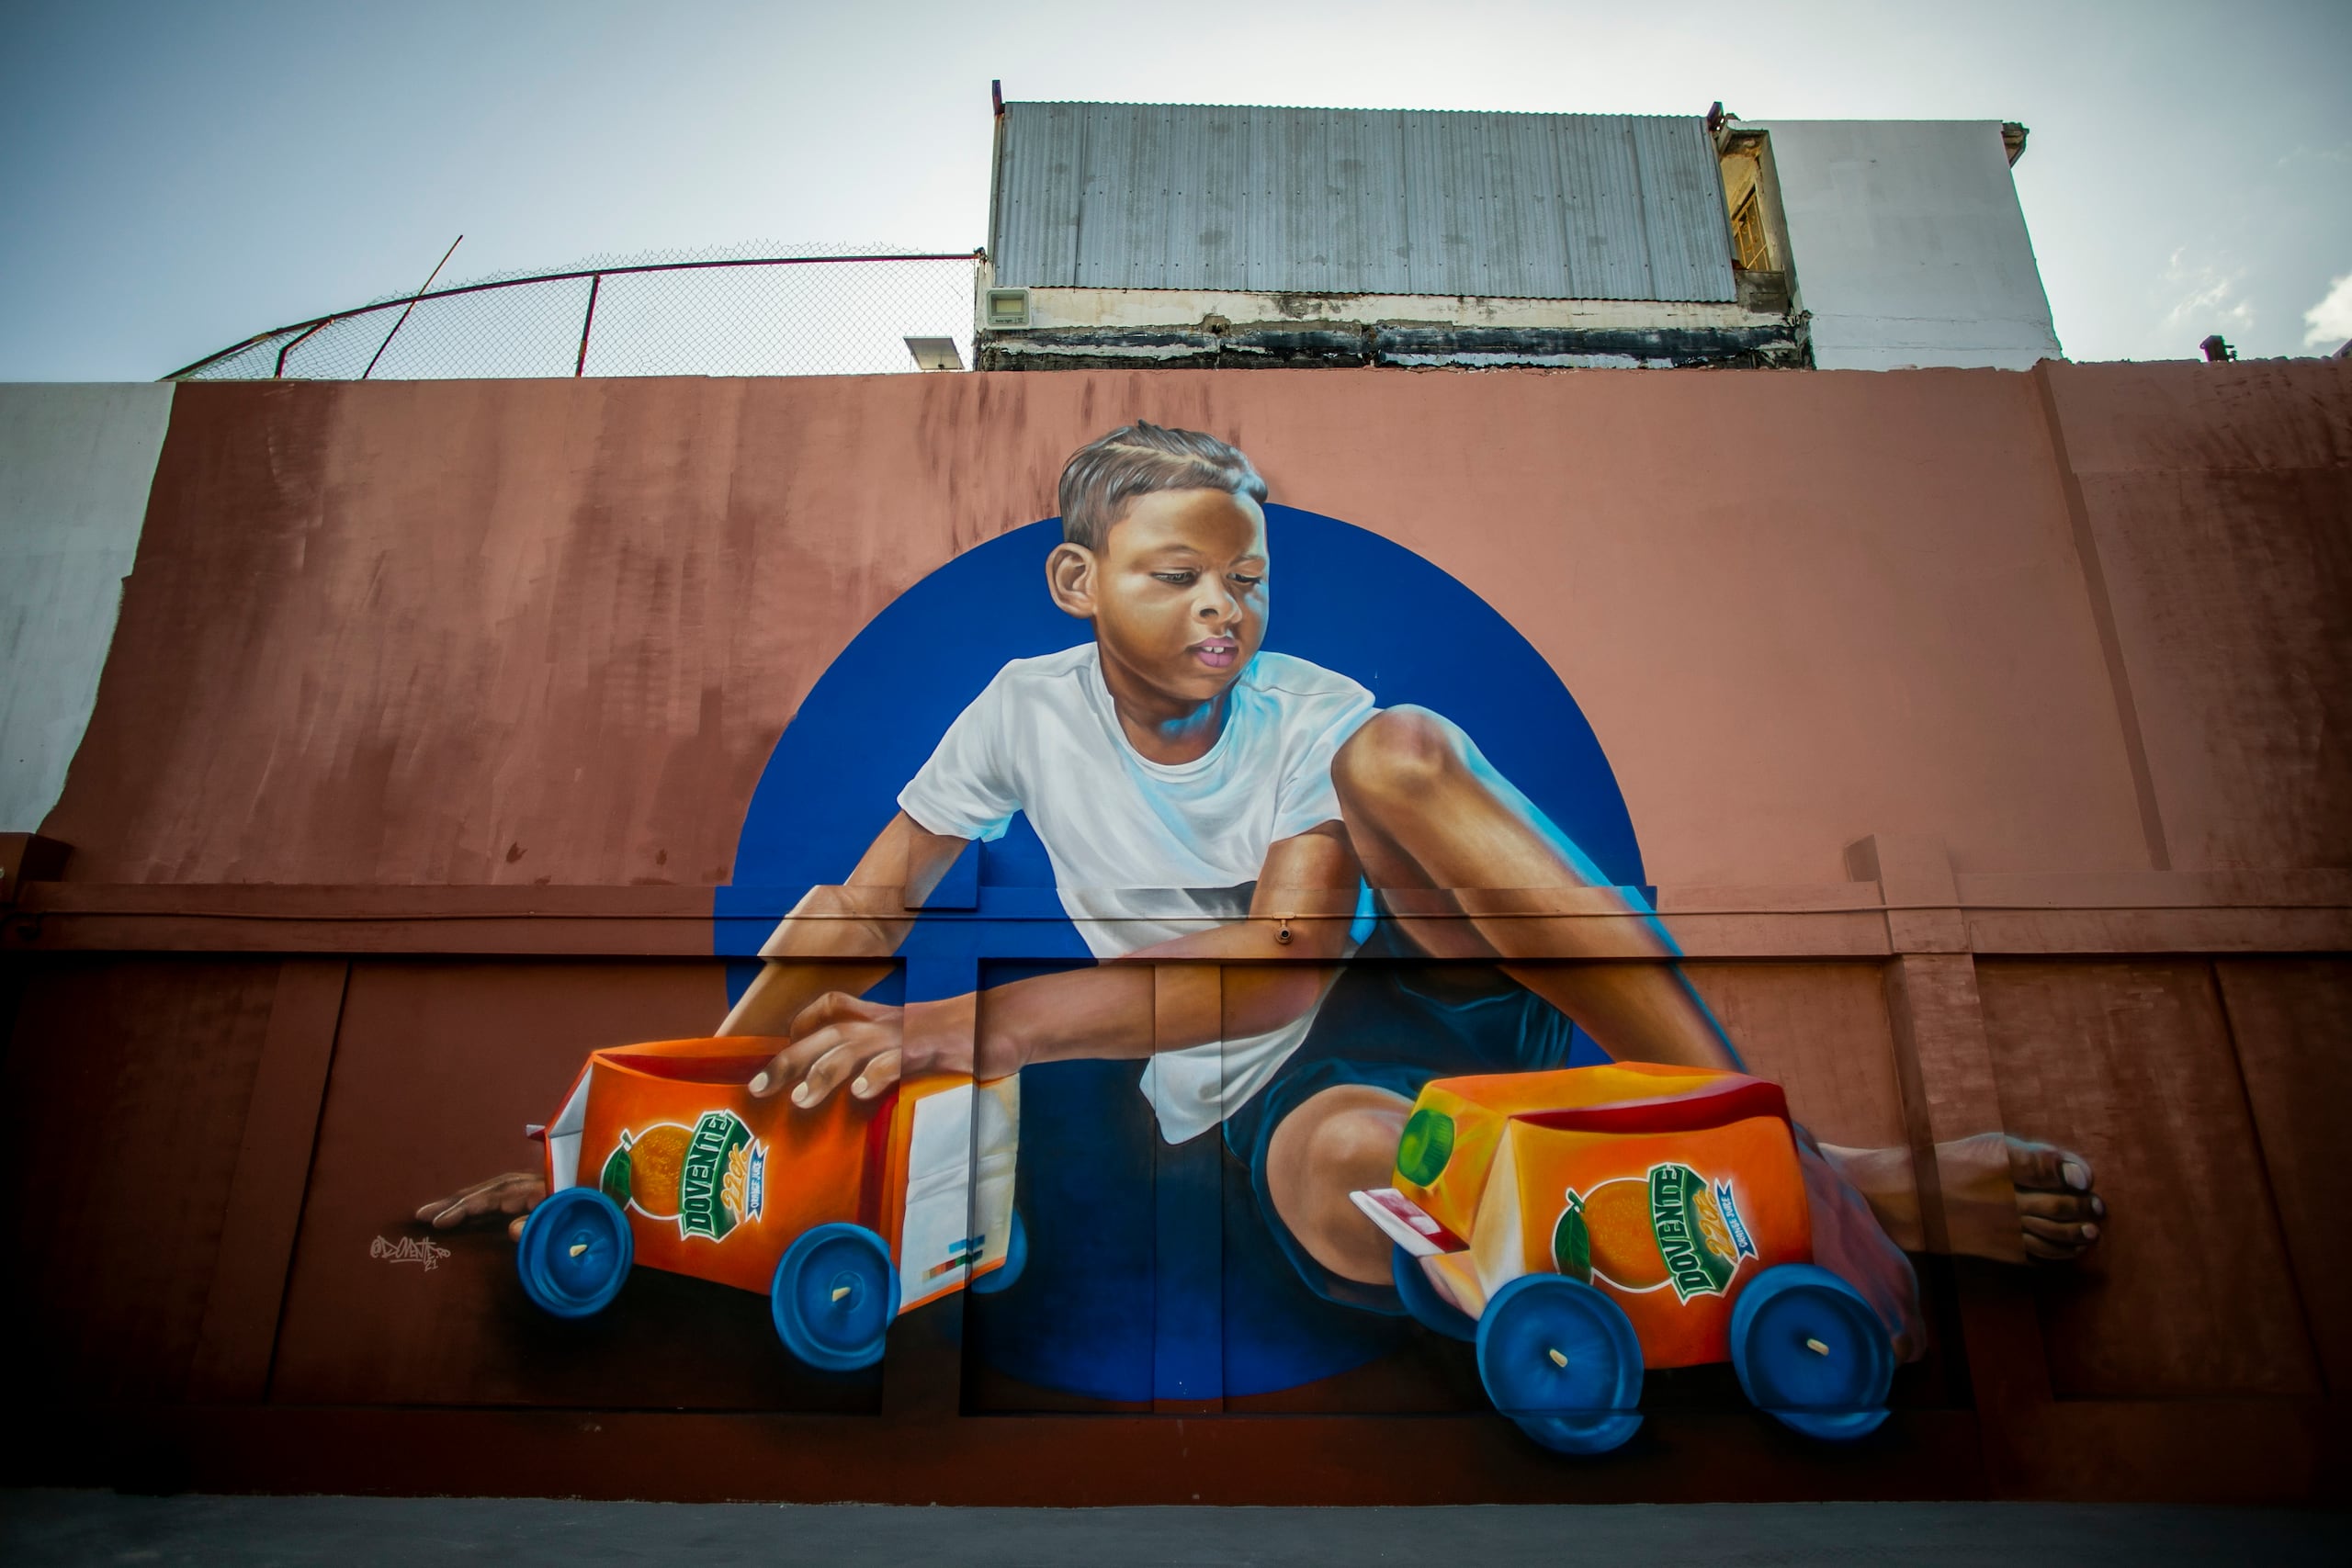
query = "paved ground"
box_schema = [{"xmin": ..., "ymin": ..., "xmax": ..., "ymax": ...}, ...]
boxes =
[{"xmin": 3, "ymin": 1492, "xmax": 2344, "ymax": 1566}]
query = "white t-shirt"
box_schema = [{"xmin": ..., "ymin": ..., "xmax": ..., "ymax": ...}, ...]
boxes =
[{"xmin": 898, "ymin": 643, "xmax": 1375, "ymax": 1143}]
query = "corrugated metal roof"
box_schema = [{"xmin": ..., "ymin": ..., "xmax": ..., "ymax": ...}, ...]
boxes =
[{"xmin": 991, "ymin": 103, "xmax": 1738, "ymax": 303}]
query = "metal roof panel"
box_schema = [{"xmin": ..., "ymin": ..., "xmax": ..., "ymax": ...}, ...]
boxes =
[{"xmin": 992, "ymin": 101, "xmax": 1736, "ymax": 302}]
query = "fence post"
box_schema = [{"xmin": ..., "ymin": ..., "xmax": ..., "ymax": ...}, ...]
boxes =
[
  {"xmin": 574, "ymin": 274, "xmax": 603, "ymax": 378},
  {"xmin": 272, "ymin": 319, "xmax": 334, "ymax": 378}
]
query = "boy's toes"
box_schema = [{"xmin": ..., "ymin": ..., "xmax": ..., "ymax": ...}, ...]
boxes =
[
  {"xmin": 2007, "ymin": 1139, "xmax": 2103, "ymax": 1262},
  {"xmin": 2021, "ymin": 1213, "xmax": 2099, "ymax": 1260},
  {"xmin": 2018, "ymin": 1187, "xmax": 2102, "ymax": 1225},
  {"xmin": 2007, "ymin": 1137, "xmax": 2093, "ymax": 1196}
]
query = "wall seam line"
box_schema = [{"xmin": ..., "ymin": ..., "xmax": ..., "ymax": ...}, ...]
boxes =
[
  {"xmin": 2030, "ymin": 363, "xmax": 2172, "ymax": 871},
  {"xmin": 2205, "ymin": 959, "xmax": 2333, "ymax": 1397},
  {"xmin": 257, "ymin": 959, "xmax": 352, "ymax": 1405}
]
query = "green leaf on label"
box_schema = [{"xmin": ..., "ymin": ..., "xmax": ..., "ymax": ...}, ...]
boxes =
[
  {"xmin": 599, "ymin": 1144, "xmax": 632, "ymax": 1206},
  {"xmin": 1554, "ymin": 1192, "xmax": 1592, "ymax": 1283}
]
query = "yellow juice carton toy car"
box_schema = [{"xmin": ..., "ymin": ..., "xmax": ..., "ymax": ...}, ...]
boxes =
[
  {"xmin": 514, "ymin": 1037, "xmax": 1022, "ymax": 1371},
  {"xmin": 1351, "ymin": 1061, "xmax": 1894, "ymax": 1454}
]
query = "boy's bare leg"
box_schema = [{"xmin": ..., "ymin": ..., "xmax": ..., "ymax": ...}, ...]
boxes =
[
  {"xmin": 1796, "ymin": 1127, "xmax": 1925, "ymax": 1358},
  {"xmin": 1329, "ymin": 706, "xmax": 2101, "ymax": 1269},
  {"xmin": 1823, "ymin": 1135, "xmax": 2103, "ymax": 1263},
  {"xmin": 1331, "ymin": 707, "xmax": 1740, "ymax": 1073},
  {"xmin": 719, "ymin": 956, "xmax": 895, "ymax": 1040},
  {"xmin": 1265, "ymin": 1085, "xmax": 1414, "ymax": 1286}
]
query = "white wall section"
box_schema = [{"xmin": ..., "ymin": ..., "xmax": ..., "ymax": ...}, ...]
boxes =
[
  {"xmin": 1758, "ymin": 120, "xmax": 2063, "ymax": 371},
  {"xmin": 0, "ymin": 383, "xmax": 173, "ymax": 832}
]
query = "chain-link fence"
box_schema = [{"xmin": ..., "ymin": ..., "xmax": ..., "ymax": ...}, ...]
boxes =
[{"xmin": 169, "ymin": 243, "xmax": 982, "ymax": 381}]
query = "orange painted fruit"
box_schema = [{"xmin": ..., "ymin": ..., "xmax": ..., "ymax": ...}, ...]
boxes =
[
  {"xmin": 623, "ymin": 1123, "xmax": 694, "ymax": 1217},
  {"xmin": 1579, "ymin": 1179, "xmax": 1669, "ymax": 1290}
]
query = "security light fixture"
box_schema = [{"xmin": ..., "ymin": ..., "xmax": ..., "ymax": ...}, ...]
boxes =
[
  {"xmin": 985, "ymin": 288, "xmax": 1031, "ymax": 328},
  {"xmin": 905, "ymin": 337, "xmax": 964, "ymax": 371}
]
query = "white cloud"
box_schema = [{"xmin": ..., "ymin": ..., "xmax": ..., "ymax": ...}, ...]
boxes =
[
  {"xmin": 2158, "ymin": 247, "xmax": 2255, "ymax": 339},
  {"xmin": 2301, "ymin": 272, "xmax": 2352, "ymax": 349}
]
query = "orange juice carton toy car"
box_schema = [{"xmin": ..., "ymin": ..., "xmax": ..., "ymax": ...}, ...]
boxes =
[
  {"xmin": 1350, "ymin": 1061, "xmax": 1894, "ymax": 1454},
  {"xmin": 514, "ymin": 1037, "xmax": 1022, "ymax": 1371}
]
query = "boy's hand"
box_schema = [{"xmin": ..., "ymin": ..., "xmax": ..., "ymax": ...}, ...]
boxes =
[
  {"xmin": 415, "ymin": 1171, "xmax": 547, "ymax": 1242},
  {"xmin": 749, "ymin": 991, "xmax": 969, "ymax": 1107}
]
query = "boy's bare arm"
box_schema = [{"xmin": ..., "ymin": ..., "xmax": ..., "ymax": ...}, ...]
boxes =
[
  {"xmin": 753, "ymin": 822, "xmax": 1361, "ymax": 1105},
  {"xmin": 718, "ymin": 810, "xmax": 969, "ymax": 1036}
]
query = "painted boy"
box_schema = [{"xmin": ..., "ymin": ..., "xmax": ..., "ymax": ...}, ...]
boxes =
[{"xmin": 425, "ymin": 423, "xmax": 2104, "ymax": 1348}]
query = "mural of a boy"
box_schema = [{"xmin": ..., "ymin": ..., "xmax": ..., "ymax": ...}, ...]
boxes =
[{"xmin": 425, "ymin": 423, "xmax": 2105, "ymax": 1361}]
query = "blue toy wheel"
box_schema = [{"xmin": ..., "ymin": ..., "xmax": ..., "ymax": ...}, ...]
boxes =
[
  {"xmin": 1475, "ymin": 1273, "xmax": 1644, "ymax": 1455},
  {"xmin": 514, "ymin": 1186, "xmax": 633, "ymax": 1319},
  {"xmin": 967, "ymin": 1209, "xmax": 1027, "ymax": 1296},
  {"xmin": 771, "ymin": 1222, "xmax": 900, "ymax": 1372},
  {"xmin": 1393, "ymin": 1246, "xmax": 1477, "ymax": 1342},
  {"xmin": 1730, "ymin": 1263, "xmax": 1894, "ymax": 1442}
]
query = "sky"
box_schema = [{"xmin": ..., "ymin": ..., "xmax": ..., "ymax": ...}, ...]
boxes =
[{"xmin": 2, "ymin": 0, "xmax": 2346, "ymax": 381}]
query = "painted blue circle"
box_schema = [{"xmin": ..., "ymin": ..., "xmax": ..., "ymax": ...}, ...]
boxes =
[
  {"xmin": 720, "ymin": 506, "xmax": 1645, "ymax": 1401},
  {"xmin": 1392, "ymin": 1245, "xmax": 1478, "ymax": 1343},
  {"xmin": 967, "ymin": 1209, "xmax": 1027, "ymax": 1296},
  {"xmin": 719, "ymin": 506, "xmax": 1643, "ymax": 962},
  {"xmin": 515, "ymin": 1187, "xmax": 632, "ymax": 1319},
  {"xmin": 1730, "ymin": 1263, "xmax": 1894, "ymax": 1442},
  {"xmin": 1476, "ymin": 1273, "xmax": 1645, "ymax": 1455},
  {"xmin": 771, "ymin": 1222, "xmax": 899, "ymax": 1372}
]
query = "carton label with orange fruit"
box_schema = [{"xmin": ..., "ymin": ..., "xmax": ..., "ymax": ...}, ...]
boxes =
[
  {"xmin": 1555, "ymin": 1160, "xmax": 1758, "ymax": 1303},
  {"xmin": 1352, "ymin": 1061, "xmax": 1811, "ymax": 1368},
  {"xmin": 601, "ymin": 1111, "xmax": 768, "ymax": 1242}
]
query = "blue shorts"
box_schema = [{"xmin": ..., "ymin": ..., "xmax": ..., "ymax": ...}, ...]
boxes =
[{"xmin": 1219, "ymin": 919, "xmax": 1601, "ymax": 1313}]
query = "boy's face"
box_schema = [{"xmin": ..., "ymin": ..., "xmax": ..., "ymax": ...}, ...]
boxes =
[{"xmin": 1051, "ymin": 488, "xmax": 1270, "ymax": 711}]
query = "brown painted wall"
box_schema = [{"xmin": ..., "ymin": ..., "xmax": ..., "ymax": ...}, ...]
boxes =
[
  {"xmin": 60, "ymin": 363, "xmax": 2347, "ymax": 888},
  {"xmin": 6, "ymin": 359, "xmax": 2348, "ymax": 1505}
]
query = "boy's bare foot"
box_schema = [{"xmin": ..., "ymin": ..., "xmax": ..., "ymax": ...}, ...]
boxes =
[
  {"xmin": 1944, "ymin": 1132, "xmax": 2104, "ymax": 1263},
  {"xmin": 415, "ymin": 1171, "xmax": 548, "ymax": 1242},
  {"xmin": 1822, "ymin": 1134, "xmax": 2104, "ymax": 1264}
]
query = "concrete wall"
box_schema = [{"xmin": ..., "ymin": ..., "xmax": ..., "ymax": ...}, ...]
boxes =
[
  {"xmin": 1758, "ymin": 121, "xmax": 2064, "ymax": 371},
  {"xmin": 0, "ymin": 385, "xmax": 173, "ymax": 834}
]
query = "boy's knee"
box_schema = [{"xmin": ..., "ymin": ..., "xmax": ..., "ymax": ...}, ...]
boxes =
[
  {"xmin": 1271, "ymin": 1089, "xmax": 1409, "ymax": 1201},
  {"xmin": 1333, "ymin": 706, "xmax": 1463, "ymax": 809},
  {"xmin": 1306, "ymin": 1104, "xmax": 1406, "ymax": 1184},
  {"xmin": 1265, "ymin": 1089, "xmax": 1411, "ymax": 1288}
]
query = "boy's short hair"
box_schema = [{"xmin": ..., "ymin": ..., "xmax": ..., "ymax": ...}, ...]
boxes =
[{"xmin": 1057, "ymin": 423, "xmax": 1268, "ymax": 551}]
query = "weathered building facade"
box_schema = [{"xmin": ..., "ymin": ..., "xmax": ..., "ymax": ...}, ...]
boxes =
[{"xmin": 976, "ymin": 100, "xmax": 2058, "ymax": 372}]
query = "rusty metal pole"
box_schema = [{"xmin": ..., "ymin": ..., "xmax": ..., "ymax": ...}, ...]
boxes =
[
  {"xmin": 574, "ymin": 274, "xmax": 602, "ymax": 378},
  {"xmin": 360, "ymin": 234, "xmax": 463, "ymax": 381}
]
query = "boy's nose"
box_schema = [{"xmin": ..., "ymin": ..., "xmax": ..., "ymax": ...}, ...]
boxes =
[{"xmin": 1194, "ymin": 585, "xmax": 1239, "ymax": 621}]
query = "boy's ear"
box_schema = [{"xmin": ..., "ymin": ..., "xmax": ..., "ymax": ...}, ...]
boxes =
[{"xmin": 1046, "ymin": 542, "xmax": 1098, "ymax": 620}]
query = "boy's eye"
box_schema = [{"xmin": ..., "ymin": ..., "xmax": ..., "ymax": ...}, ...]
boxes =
[
  {"xmin": 1228, "ymin": 574, "xmax": 1263, "ymax": 588},
  {"xmin": 1151, "ymin": 571, "xmax": 1198, "ymax": 584}
]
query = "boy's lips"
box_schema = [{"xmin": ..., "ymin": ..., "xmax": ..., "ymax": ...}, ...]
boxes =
[{"xmin": 1190, "ymin": 638, "xmax": 1240, "ymax": 670}]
